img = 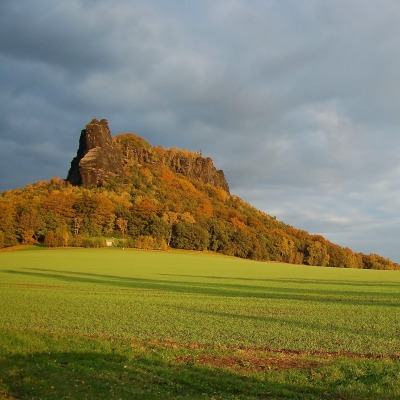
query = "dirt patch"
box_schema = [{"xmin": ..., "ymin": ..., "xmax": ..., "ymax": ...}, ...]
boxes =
[
  {"xmin": 175, "ymin": 350, "xmax": 319, "ymax": 372},
  {"xmin": 154, "ymin": 339, "xmax": 320, "ymax": 371},
  {"xmin": 152, "ymin": 339, "xmax": 400, "ymax": 361},
  {"xmin": 150, "ymin": 339, "xmax": 204, "ymax": 350}
]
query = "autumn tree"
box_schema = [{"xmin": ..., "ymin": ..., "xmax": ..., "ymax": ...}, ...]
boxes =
[
  {"xmin": 74, "ymin": 217, "xmax": 84, "ymax": 236},
  {"xmin": 17, "ymin": 206, "xmax": 41, "ymax": 244},
  {"xmin": 0, "ymin": 201, "xmax": 18, "ymax": 246},
  {"xmin": 116, "ymin": 218, "xmax": 128, "ymax": 238},
  {"xmin": 306, "ymin": 236, "xmax": 330, "ymax": 266},
  {"xmin": 0, "ymin": 144, "xmax": 398, "ymax": 270},
  {"xmin": 44, "ymin": 230, "xmax": 57, "ymax": 247},
  {"xmin": 162, "ymin": 211, "xmax": 179, "ymax": 246}
]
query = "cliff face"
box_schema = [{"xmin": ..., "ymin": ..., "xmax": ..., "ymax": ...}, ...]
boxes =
[
  {"xmin": 115, "ymin": 133, "xmax": 229, "ymax": 192},
  {"xmin": 167, "ymin": 152, "xmax": 229, "ymax": 192},
  {"xmin": 67, "ymin": 119, "xmax": 122, "ymax": 186},
  {"xmin": 67, "ymin": 119, "xmax": 230, "ymax": 193}
]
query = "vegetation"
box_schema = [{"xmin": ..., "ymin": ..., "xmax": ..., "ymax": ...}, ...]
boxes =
[
  {"xmin": 0, "ymin": 247, "xmax": 399, "ymax": 399},
  {"xmin": 0, "ymin": 138, "xmax": 398, "ymax": 271}
]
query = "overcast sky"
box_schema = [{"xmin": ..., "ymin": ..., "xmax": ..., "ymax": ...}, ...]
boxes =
[{"xmin": 1, "ymin": 0, "xmax": 400, "ymax": 261}]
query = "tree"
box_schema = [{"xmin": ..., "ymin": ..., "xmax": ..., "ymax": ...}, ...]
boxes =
[
  {"xmin": 327, "ymin": 244, "xmax": 347, "ymax": 268},
  {"xmin": 116, "ymin": 218, "xmax": 128, "ymax": 238},
  {"xmin": 161, "ymin": 211, "xmax": 179, "ymax": 246},
  {"xmin": 0, "ymin": 201, "xmax": 18, "ymax": 246},
  {"xmin": 267, "ymin": 229, "xmax": 297, "ymax": 263},
  {"xmin": 146, "ymin": 217, "xmax": 170, "ymax": 242},
  {"xmin": 17, "ymin": 207, "xmax": 41, "ymax": 244},
  {"xmin": 171, "ymin": 221, "xmax": 210, "ymax": 251},
  {"xmin": 231, "ymin": 228, "xmax": 255, "ymax": 259},
  {"xmin": 208, "ymin": 219, "xmax": 231, "ymax": 253},
  {"xmin": 306, "ymin": 237, "xmax": 330, "ymax": 266},
  {"xmin": 92, "ymin": 194, "xmax": 115, "ymax": 235},
  {"xmin": 56, "ymin": 228, "xmax": 70, "ymax": 247},
  {"xmin": 74, "ymin": 217, "xmax": 84, "ymax": 236},
  {"xmin": 44, "ymin": 231, "xmax": 57, "ymax": 247}
]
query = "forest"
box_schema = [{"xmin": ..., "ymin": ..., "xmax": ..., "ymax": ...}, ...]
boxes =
[{"xmin": 0, "ymin": 155, "xmax": 398, "ymax": 271}]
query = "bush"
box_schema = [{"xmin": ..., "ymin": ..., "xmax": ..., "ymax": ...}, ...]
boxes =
[
  {"xmin": 135, "ymin": 235, "xmax": 168, "ymax": 250},
  {"xmin": 44, "ymin": 231, "xmax": 57, "ymax": 247},
  {"xmin": 70, "ymin": 235, "xmax": 83, "ymax": 247},
  {"xmin": 81, "ymin": 237, "xmax": 106, "ymax": 248}
]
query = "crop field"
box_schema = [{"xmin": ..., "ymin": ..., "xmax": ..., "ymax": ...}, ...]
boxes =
[{"xmin": 1, "ymin": 247, "xmax": 400, "ymax": 399}]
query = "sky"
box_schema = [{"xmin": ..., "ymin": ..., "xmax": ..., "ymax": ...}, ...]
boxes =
[{"xmin": 1, "ymin": 0, "xmax": 400, "ymax": 261}]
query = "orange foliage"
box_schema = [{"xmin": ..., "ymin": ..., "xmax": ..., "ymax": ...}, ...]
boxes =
[
  {"xmin": 160, "ymin": 168, "xmax": 174, "ymax": 185},
  {"xmin": 195, "ymin": 201, "xmax": 214, "ymax": 218},
  {"xmin": 230, "ymin": 217, "xmax": 247, "ymax": 230},
  {"xmin": 133, "ymin": 198, "xmax": 160, "ymax": 218}
]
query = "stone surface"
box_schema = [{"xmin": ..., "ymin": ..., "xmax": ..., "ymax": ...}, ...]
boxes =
[
  {"xmin": 168, "ymin": 153, "xmax": 229, "ymax": 192},
  {"xmin": 114, "ymin": 134, "xmax": 230, "ymax": 193},
  {"xmin": 67, "ymin": 119, "xmax": 230, "ymax": 193},
  {"xmin": 66, "ymin": 118, "xmax": 122, "ymax": 186}
]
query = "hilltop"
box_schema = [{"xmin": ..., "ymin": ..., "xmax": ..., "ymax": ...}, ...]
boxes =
[
  {"xmin": 66, "ymin": 118, "xmax": 229, "ymax": 192},
  {"xmin": 0, "ymin": 119, "xmax": 398, "ymax": 270}
]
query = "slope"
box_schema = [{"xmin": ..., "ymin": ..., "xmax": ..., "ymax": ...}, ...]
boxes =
[{"xmin": 0, "ymin": 119, "xmax": 398, "ymax": 270}]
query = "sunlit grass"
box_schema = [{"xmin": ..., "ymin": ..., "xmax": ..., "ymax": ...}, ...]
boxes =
[{"xmin": 1, "ymin": 247, "xmax": 400, "ymax": 399}]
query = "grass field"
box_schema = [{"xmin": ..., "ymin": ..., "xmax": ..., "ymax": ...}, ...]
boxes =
[{"xmin": 1, "ymin": 247, "xmax": 400, "ymax": 399}]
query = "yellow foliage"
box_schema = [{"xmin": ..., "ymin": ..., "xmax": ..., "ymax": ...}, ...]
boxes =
[
  {"xmin": 139, "ymin": 167, "xmax": 153, "ymax": 182},
  {"xmin": 195, "ymin": 201, "xmax": 214, "ymax": 218},
  {"xmin": 181, "ymin": 212, "xmax": 196, "ymax": 224},
  {"xmin": 215, "ymin": 188, "xmax": 230, "ymax": 202}
]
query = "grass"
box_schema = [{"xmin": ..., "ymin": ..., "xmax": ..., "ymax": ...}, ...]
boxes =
[{"xmin": 0, "ymin": 247, "xmax": 400, "ymax": 399}]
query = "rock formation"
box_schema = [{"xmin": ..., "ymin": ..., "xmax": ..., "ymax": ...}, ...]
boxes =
[
  {"xmin": 67, "ymin": 119, "xmax": 229, "ymax": 193},
  {"xmin": 167, "ymin": 152, "xmax": 229, "ymax": 192},
  {"xmin": 114, "ymin": 134, "xmax": 230, "ymax": 192},
  {"xmin": 67, "ymin": 118, "xmax": 122, "ymax": 186}
]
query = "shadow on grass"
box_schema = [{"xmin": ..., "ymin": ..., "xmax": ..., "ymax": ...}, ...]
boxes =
[
  {"xmin": 0, "ymin": 349, "xmax": 329, "ymax": 400},
  {"xmin": 161, "ymin": 274, "xmax": 400, "ymax": 288},
  {"xmin": 4, "ymin": 268, "xmax": 400, "ymax": 308}
]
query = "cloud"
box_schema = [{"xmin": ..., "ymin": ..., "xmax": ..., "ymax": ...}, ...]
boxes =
[{"xmin": 1, "ymin": 0, "xmax": 400, "ymax": 260}]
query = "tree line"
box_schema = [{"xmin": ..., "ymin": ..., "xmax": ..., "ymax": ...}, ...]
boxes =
[{"xmin": 0, "ymin": 168, "xmax": 398, "ymax": 271}]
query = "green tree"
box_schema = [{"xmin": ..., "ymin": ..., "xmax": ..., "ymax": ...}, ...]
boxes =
[
  {"xmin": 208, "ymin": 219, "xmax": 231, "ymax": 253},
  {"xmin": 171, "ymin": 221, "xmax": 210, "ymax": 251},
  {"xmin": 230, "ymin": 228, "xmax": 254, "ymax": 259}
]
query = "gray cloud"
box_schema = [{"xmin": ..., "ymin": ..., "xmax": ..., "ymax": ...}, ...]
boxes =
[{"xmin": 1, "ymin": 0, "xmax": 400, "ymax": 260}]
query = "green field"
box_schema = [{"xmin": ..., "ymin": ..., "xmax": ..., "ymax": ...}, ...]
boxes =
[{"xmin": 1, "ymin": 247, "xmax": 400, "ymax": 399}]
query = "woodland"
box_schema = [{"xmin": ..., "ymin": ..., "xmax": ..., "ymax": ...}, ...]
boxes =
[
  {"xmin": 0, "ymin": 119, "xmax": 398, "ymax": 270},
  {"xmin": 0, "ymin": 170, "xmax": 398, "ymax": 270}
]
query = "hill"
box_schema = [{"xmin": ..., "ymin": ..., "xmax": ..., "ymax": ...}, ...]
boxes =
[{"xmin": 0, "ymin": 118, "xmax": 398, "ymax": 270}]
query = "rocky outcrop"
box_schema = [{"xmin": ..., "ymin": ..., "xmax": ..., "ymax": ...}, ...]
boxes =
[
  {"xmin": 167, "ymin": 153, "xmax": 229, "ymax": 192},
  {"xmin": 67, "ymin": 119, "xmax": 229, "ymax": 193},
  {"xmin": 66, "ymin": 118, "xmax": 122, "ymax": 186},
  {"xmin": 115, "ymin": 134, "xmax": 230, "ymax": 193}
]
